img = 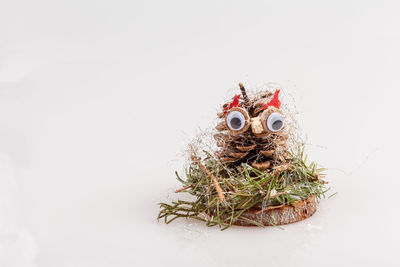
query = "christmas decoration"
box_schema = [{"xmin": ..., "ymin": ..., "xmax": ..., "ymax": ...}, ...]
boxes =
[{"xmin": 158, "ymin": 83, "xmax": 328, "ymax": 229}]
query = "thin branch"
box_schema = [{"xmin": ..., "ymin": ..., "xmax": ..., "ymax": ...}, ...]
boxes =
[
  {"xmin": 254, "ymin": 204, "xmax": 285, "ymax": 214},
  {"xmin": 238, "ymin": 83, "xmax": 250, "ymax": 104},
  {"xmin": 191, "ymin": 155, "xmax": 226, "ymax": 202},
  {"xmin": 175, "ymin": 185, "xmax": 192, "ymax": 193}
]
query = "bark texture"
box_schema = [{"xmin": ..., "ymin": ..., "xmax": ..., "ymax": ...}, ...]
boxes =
[{"xmin": 233, "ymin": 195, "xmax": 317, "ymax": 226}]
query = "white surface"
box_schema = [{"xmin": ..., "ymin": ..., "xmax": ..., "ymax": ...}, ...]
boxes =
[{"xmin": 1, "ymin": 0, "xmax": 400, "ymax": 266}]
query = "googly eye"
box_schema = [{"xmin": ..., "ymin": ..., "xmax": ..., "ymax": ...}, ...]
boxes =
[
  {"xmin": 266, "ymin": 112, "xmax": 285, "ymax": 132},
  {"xmin": 225, "ymin": 108, "xmax": 250, "ymax": 133},
  {"xmin": 227, "ymin": 111, "xmax": 245, "ymax": 131}
]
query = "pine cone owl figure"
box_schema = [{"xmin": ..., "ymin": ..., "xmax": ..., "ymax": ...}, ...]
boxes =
[
  {"xmin": 158, "ymin": 83, "xmax": 328, "ymax": 229},
  {"xmin": 214, "ymin": 84, "xmax": 291, "ymax": 175}
]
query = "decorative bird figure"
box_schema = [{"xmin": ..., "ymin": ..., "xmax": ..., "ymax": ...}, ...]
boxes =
[
  {"xmin": 158, "ymin": 83, "xmax": 328, "ymax": 229},
  {"xmin": 214, "ymin": 83, "xmax": 290, "ymax": 175}
]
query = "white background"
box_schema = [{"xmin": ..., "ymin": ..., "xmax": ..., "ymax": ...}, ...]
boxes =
[{"xmin": 1, "ymin": 0, "xmax": 399, "ymax": 266}]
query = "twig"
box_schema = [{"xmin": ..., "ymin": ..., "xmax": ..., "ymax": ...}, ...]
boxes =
[
  {"xmin": 238, "ymin": 83, "xmax": 250, "ymax": 104},
  {"xmin": 255, "ymin": 204, "xmax": 285, "ymax": 214},
  {"xmin": 191, "ymin": 155, "xmax": 225, "ymax": 202},
  {"xmin": 175, "ymin": 185, "xmax": 192, "ymax": 193}
]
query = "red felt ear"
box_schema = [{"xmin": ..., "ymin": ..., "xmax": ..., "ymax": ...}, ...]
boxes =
[
  {"xmin": 231, "ymin": 94, "xmax": 241, "ymax": 108},
  {"xmin": 263, "ymin": 89, "xmax": 281, "ymax": 110},
  {"xmin": 224, "ymin": 94, "xmax": 241, "ymax": 113}
]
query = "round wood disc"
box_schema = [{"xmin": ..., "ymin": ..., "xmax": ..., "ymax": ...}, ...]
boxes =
[{"xmin": 233, "ymin": 195, "xmax": 317, "ymax": 226}]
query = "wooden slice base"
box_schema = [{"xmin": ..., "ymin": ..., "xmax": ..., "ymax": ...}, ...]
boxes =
[{"xmin": 233, "ymin": 195, "xmax": 317, "ymax": 226}]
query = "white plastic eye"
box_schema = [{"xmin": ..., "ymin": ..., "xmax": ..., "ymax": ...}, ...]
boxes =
[
  {"xmin": 267, "ymin": 112, "xmax": 285, "ymax": 132},
  {"xmin": 226, "ymin": 110, "xmax": 246, "ymax": 131}
]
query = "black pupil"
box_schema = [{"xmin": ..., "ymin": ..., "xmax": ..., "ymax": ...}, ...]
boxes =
[
  {"xmin": 272, "ymin": 120, "xmax": 283, "ymax": 130},
  {"xmin": 230, "ymin": 117, "xmax": 242, "ymax": 130}
]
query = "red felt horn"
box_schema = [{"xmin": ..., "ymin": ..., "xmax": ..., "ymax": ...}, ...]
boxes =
[
  {"xmin": 224, "ymin": 94, "xmax": 241, "ymax": 113},
  {"xmin": 263, "ymin": 89, "xmax": 281, "ymax": 110}
]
